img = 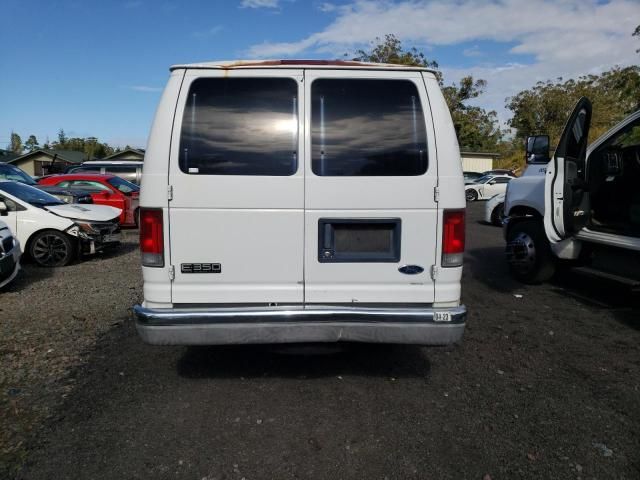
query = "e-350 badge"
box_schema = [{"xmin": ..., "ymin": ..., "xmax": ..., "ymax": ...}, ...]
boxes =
[{"xmin": 181, "ymin": 263, "xmax": 221, "ymax": 273}]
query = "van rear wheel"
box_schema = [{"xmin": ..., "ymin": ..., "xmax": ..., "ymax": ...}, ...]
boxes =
[{"xmin": 506, "ymin": 219, "xmax": 555, "ymax": 284}]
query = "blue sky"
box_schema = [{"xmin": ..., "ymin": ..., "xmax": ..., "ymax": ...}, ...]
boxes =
[{"xmin": 1, "ymin": 0, "xmax": 638, "ymax": 149}]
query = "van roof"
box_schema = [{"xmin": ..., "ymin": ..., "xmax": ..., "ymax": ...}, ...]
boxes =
[{"xmin": 170, "ymin": 59, "xmax": 438, "ymax": 74}]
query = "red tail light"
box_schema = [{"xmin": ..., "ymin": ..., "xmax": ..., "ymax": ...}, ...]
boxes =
[
  {"xmin": 442, "ymin": 209, "xmax": 465, "ymax": 267},
  {"xmin": 140, "ymin": 208, "xmax": 164, "ymax": 267}
]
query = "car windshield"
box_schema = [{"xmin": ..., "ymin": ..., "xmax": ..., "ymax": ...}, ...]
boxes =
[
  {"xmin": 0, "ymin": 164, "xmax": 37, "ymax": 185},
  {"xmin": 473, "ymin": 175, "xmax": 494, "ymax": 184},
  {"xmin": 0, "ymin": 181, "xmax": 64, "ymax": 207},
  {"xmin": 106, "ymin": 176, "xmax": 139, "ymax": 194}
]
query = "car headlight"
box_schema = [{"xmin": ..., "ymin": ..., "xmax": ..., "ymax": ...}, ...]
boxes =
[
  {"xmin": 74, "ymin": 222, "xmax": 101, "ymax": 235},
  {"xmin": 55, "ymin": 194, "xmax": 74, "ymax": 204}
]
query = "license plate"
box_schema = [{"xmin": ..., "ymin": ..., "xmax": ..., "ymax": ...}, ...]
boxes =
[
  {"xmin": 102, "ymin": 233, "xmax": 121, "ymax": 243},
  {"xmin": 433, "ymin": 311, "xmax": 451, "ymax": 322}
]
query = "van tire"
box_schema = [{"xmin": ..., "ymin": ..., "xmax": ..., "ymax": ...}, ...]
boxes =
[{"xmin": 506, "ymin": 219, "xmax": 555, "ymax": 284}]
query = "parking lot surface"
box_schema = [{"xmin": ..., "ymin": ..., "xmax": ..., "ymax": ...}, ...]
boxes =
[{"xmin": 3, "ymin": 203, "xmax": 639, "ymax": 479}]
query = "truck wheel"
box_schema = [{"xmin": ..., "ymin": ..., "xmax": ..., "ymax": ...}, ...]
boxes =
[
  {"xmin": 506, "ymin": 219, "xmax": 555, "ymax": 283},
  {"xmin": 29, "ymin": 230, "xmax": 76, "ymax": 267},
  {"xmin": 466, "ymin": 189, "xmax": 478, "ymax": 202},
  {"xmin": 490, "ymin": 202, "xmax": 505, "ymax": 226}
]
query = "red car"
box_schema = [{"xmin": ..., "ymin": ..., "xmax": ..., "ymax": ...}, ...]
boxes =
[{"xmin": 39, "ymin": 174, "xmax": 140, "ymax": 227}]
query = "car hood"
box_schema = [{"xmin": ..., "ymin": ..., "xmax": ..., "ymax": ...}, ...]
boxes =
[{"xmin": 45, "ymin": 203, "xmax": 121, "ymax": 221}]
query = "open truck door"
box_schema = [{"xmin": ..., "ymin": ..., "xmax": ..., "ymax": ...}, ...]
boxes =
[{"xmin": 544, "ymin": 97, "xmax": 592, "ymax": 243}]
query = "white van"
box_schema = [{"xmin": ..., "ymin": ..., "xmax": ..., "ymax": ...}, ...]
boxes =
[{"xmin": 134, "ymin": 60, "xmax": 467, "ymax": 345}]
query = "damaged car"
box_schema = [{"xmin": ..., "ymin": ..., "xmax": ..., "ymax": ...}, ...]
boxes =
[
  {"xmin": 0, "ymin": 218, "xmax": 21, "ymax": 289},
  {"xmin": 0, "ymin": 181, "xmax": 122, "ymax": 267}
]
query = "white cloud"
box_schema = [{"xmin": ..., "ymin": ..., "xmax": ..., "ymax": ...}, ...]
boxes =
[
  {"xmin": 126, "ymin": 85, "xmax": 162, "ymax": 93},
  {"xmin": 192, "ymin": 25, "xmax": 224, "ymax": 38},
  {"xmin": 318, "ymin": 2, "xmax": 338, "ymax": 12},
  {"xmin": 463, "ymin": 45, "xmax": 482, "ymax": 58},
  {"xmin": 246, "ymin": 0, "xmax": 639, "ymax": 123},
  {"xmin": 240, "ymin": 0, "xmax": 280, "ymax": 8}
]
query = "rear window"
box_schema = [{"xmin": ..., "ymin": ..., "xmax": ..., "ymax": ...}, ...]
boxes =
[
  {"xmin": 69, "ymin": 166, "xmax": 101, "ymax": 174},
  {"xmin": 104, "ymin": 166, "xmax": 138, "ymax": 184},
  {"xmin": 107, "ymin": 176, "xmax": 139, "ymax": 194},
  {"xmin": 311, "ymin": 79, "xmax": 428, "ymax": 176},
  {"xmin": 178, "ymin": 77, "xmax": 299, "ymax": 176}
]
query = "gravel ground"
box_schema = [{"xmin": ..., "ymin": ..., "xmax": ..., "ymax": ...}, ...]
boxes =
[
  {"xmin": 0, "ymin": 230, "xmax": 142, "ymax": 478},
  {"xmin": 2, "ymin": 203, "xmax": 640, "ymax": 479}
]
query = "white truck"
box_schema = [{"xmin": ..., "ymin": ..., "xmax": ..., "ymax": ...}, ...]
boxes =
[{"xmin": 504, "ymin": 98, "xmax": 640, "ymax": 285}]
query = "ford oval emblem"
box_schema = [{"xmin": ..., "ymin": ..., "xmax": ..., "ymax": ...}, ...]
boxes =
[{"xmin": 398, "ymin": 265, "xmax": 424, "ymax": 275}]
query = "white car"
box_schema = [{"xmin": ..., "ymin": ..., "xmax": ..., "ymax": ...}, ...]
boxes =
[
  {"xmin": 465, "ymin": 174, "xmax": 512, "ymax": 201},
  {"xmin": 0, "ymin": 181, "xmax": 122, "ymax": 267},
  {"xmin": 0, "ymin": 219, "xmax": 21, "ymax": 289},
  {"xmin": 484, "ymin": 193, "xmax": 506, "ymax": 226}
]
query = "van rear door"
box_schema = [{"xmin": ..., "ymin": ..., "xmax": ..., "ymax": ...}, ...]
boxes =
[
  {"xmin": 303, "ymin": 70, "xmax": 438, "ymax": 303},
  {"xmin": 168, "ymin": 69, "xmax": 304, "ymax": 304}
]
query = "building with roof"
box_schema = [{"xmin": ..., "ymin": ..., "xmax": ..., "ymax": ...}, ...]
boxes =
[
  {"xmin": 460, "ymin": 151, "xmax": 500, "ymax": 173},
  {"xmin": 102, "ymin": 148, "xmax": 145, "ymax": 161},
  {"xmin": 7, "ymin": 149, "xmax": 88, "ymax": 176}
]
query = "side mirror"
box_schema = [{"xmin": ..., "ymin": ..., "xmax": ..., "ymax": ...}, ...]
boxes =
[
  {"xmin": 488, "ymin": 180, "xmax": 496, "ymax": 185},
  {"xmin": 526, "ymin": 135, "xmax": 550, "ymax": 164},
  {"xmin": 0, "ymin": 200, "xmax": 8, "ymax": 216}
]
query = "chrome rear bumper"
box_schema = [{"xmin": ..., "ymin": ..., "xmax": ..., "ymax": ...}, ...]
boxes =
[{"xmin": 134, "ymin": 304, "xmax": 467, "ymax": 345}]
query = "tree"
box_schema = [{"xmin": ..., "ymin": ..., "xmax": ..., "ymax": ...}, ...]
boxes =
[
  {"xmin": 442, "ymin": 77, "xmax": 502, "ymax": 151},
  {"xmin": 634, "ymin": 24, "xmax": 640, "ymax": 53},
  {"xmin": 57, "ymin": 128, "xmax": 68, "ymax": 148},
  {"xmin": 9, "ymin": 132, "xmax": 22, "ymax": 154},
  {"xmin": 351, "ymin": 34, "xmax": 502, "ymax": 151},
  {"xmin": 352, "ymin": 34, "xmax": 441, "ymax": 82},
  {"xmin": 506, "ymin": 66, "xmax": 640, "ymax": 147},
  {"xmin": 24, "ymin": 135, "xmax": 39, "ymax": 152},
  {"xmin": 50, "ymin": 133, "xmax": 115, "ymax": 159}
]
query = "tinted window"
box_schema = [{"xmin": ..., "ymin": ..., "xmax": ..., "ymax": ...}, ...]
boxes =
[
  {"xmin": 104, "ymin": 166, "xmax": 138, "ymax": 183},
  {"xmin": 494, "ymin": 177, "xmax": 511, "ymax": 184},
  {"xmin": 311, "ymin": 79, "xmax": 428, "ymax": 176},
  {"xmin": 179, "ymin": 77, "xmax": 299, "ymax": 176},
  {"xmin": 68, "ymin": 180, "xmax": 111, "ymax": 192},
  {"xmin": 0, "ymin": 181, "xmax": 64, "ymax": 207},
  {"xmin": 474, "ymin": 175, "xmax": 493, "ymax": 184},
  {"xmin": 0, "ymin": 164, "xmax": 36, "ymax": 185},
  {"xmin": 107, "ymin": 176, "xmax": 139, "ymax": 194}
]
